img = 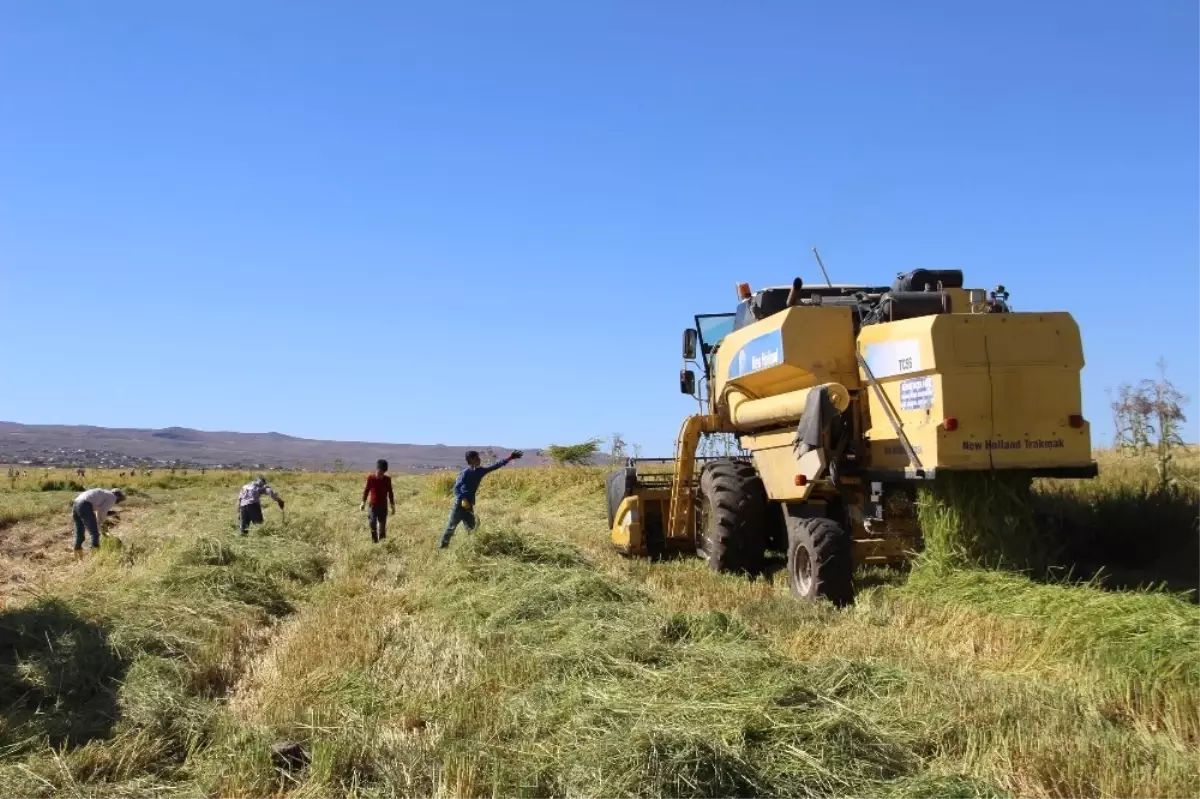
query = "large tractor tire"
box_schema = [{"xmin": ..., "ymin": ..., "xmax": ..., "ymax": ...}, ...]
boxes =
[
  {"xmin": 786, "ymin": 516, "xmax": 853, "ymax": 607},
  {"xmin": 696, "ymin": 459, "xmax": 768, "ymax": 574},
  {"xmin": 605, "ymin": 467, "xmax": 637, "ymax": 530}
]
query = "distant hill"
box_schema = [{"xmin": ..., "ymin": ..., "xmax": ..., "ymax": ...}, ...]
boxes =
[{"xmin": 0, "ymin": 422, "xmax": 546, "ymax": 472}]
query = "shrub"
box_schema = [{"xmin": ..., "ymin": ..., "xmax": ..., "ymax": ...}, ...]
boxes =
[
  {"xmin": 545, "ymin": 439, "xmax": 602, "ymax": 466},
  {"xmin": 40, "ymin": 479, "xmax": 85, "ymax": 492}
]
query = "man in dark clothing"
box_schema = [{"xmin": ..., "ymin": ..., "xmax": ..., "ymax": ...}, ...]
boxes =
[
  {"xmin": 360, "ymin": 459, "xmax": 396, "ymax": 543},
  {"xmin": 438, "ymin": 449, "xmax": 522, "ymax": 549}
]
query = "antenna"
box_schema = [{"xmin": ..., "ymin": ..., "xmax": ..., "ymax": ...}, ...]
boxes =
[{"xmin": 811, "ymin": 247, "xmax": 834, "ymax": 287}]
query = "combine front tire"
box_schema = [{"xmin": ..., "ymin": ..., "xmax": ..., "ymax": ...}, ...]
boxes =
[
  {"xmin": 697, "ymin": 459, "xmax": 767, "ymax": 574},
  {"xmin": 786, "ymin": 517, "xmax": 853, "ymax": 606}
]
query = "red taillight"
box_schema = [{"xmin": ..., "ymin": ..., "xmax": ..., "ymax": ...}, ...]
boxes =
[
  {"xmin": 943, "ymin": 417, "xmax": 959, "ymax": 432},
  {"xmin": 1069, "ymin": 414, "xmax": 1084, "ymax": 428},
  {"xmin": 794, "ymin": 474, "xmax": 807, "ymax": 486}
]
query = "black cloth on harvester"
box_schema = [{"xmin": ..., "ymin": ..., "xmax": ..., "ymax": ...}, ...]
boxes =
[{"xmin": 794, "ymin": 385, "xmax": 837, "ymax": 458}]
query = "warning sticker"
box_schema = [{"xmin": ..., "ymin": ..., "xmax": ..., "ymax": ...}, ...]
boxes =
[{"xmin": 899, "ymin": 376, "xmax": 934, "ymax": 411}]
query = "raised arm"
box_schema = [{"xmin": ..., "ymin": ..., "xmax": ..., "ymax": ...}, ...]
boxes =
[
  {"xmin": 481, "ymin": 450, "xmax": 523, "ymax": 475},
  {"xmin": 480, "ymin": 458, "xmax": 509, "ymax": 476}
]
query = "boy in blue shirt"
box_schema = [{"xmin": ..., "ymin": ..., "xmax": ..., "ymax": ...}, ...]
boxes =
[{"xmin": 438, "ymin": 449, "xmax": 522, "ymax": 548}]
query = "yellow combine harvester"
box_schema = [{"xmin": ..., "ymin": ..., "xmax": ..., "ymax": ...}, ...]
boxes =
[{"xmin": 606, "ymin": 268, "xmax": 1097, "ymax": 605}]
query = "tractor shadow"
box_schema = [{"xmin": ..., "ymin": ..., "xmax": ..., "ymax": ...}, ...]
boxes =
[
  {"xmin": 758, "ymin": 553, "xmax": 788, "ymax": 583},
  {"xmin": 754, "ymin": 554, "xmax": 907, "ymax": 593},
  {"xmin": 0, "ymin": 599, "xmax": 127, "ymax": 748},
  {"xmin": 1033, "ymin": 486, "xmax": 1199, "ymax": 603}
]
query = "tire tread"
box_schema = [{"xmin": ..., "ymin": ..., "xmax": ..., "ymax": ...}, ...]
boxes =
[
  {"xmin": 787, "ymin": 516, "xmax": 854, "ymax": 606},
  {"xmin": 698, "ymin": 458, "xmax": 768, "ymax": 574}
]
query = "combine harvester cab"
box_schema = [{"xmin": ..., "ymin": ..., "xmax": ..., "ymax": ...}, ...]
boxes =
[{"xmin": 607, "ymin": 269, "xmax": 1097, "ymax": 605}]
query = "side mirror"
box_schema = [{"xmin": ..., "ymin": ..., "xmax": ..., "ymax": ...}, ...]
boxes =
[
  {"xmin": 679, "ymin": 368, "xmax": 696, "ymax": 396},
  {"xmin": 682, "ymin": 329, "xmax": 698, "ymax": 361}
]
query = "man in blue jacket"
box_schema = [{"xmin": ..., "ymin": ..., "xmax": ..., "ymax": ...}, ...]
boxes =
[{"xmin": 438, "ymin": 449, "xmax": 522, "ymax": 548}]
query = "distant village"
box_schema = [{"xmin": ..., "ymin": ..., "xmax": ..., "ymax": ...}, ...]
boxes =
[
  {"xmin": 1, "ymin": 446, "xmax": 268, "ymax": 471},
  {"xmin": 0, "ymin": 445, "xmax": 456, "ymax": 473}
]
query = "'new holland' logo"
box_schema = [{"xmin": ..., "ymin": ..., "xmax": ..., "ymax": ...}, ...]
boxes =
[
  {"xmin": 751, "ymin": 349, "xmax": 780, "ymax": 371},
  {"xmin": 728, "ymin": 329, "xmax": 785, "ymax": 379},
  {"xmin": 962, "ymin": 438, "xmax": 1066, "ymax": 451}
]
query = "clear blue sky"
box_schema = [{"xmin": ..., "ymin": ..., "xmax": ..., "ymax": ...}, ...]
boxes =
[{"xmin": 1, "ymin": 1, "xmax": 1196, "ymax": 455}]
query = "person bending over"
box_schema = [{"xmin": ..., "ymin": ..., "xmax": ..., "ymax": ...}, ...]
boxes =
[
  {"xmin": 71, "ymin": 487, "xmax": 126, "ymax": 556},
  {"xmin": 237, "ymin": 476, "xmax": 284, "ymax": 535}
]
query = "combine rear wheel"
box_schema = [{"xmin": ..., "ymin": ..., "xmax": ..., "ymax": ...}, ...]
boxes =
[
  {"xmin": 696, "ymin": 459, "xmax": 767, "ymax": 574},
  {"xmin": 786, "ymin": 516, "xmax": 853, "ymax": 606}
]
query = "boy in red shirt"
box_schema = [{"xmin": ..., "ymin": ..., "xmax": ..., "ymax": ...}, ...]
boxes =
[{"xmin": 360, "ymin": 459, "xmax": 396, "ymax": 543}]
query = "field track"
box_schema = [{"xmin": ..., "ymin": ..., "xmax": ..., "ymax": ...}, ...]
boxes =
[{"xmin": 0, "ymin": 460, "xmax": 1194, "ymax": 798}]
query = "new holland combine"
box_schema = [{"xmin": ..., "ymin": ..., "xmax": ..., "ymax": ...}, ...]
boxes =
[{"xmin": 606, "ymin": 266, "xmax": 1097, "ymax": 605}]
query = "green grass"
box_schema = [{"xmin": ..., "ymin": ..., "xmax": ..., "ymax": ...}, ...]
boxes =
[
  {"xmin": 1034, "ymin": 448, "xmax": 1199, "ymax": 592},
  {"xmin": 0, "ymin": 478, "xmax": 331, "ymax": 797},
  {"xmin": 916, "ymin": 471, "xmax": 1044, "ymax": 571},
  {"xmin": 0, "ymin": 467, "xmax": 255, "ymax": 529},
  {"xmin": 0, "ymin": 456, "xmax": 1193, "ymax": 797},
  {"xmin": 0, "ymin": 491, "xmax": 75, "ymax": 528}
]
